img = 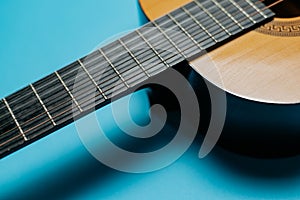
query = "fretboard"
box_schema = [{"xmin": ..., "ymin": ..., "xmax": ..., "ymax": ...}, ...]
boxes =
[{"xmin": 0, "ymin": 0, "xmax": 274, "ymax": 158}]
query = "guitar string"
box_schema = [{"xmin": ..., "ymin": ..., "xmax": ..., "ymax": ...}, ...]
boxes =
[
  {"xmin": 0, "ymin": 0, "xmax": 266, "ymax": 116},
  {"xmin": 0, "ymin": 0, "xmax": 261, "ymax": 131},
  {"xmin": 0, "ymin": 0, "xmax": 249, "ymax": 111},
  {"xmin": 0, "ymin": 0, "xmax": 280, "ymax": 149},
  {"xmin": 0, "ymin": 0, "xmax": 274, "ymax": 141},
  {"xmin": 0, "ymin": 0, "xmax": 264, "ymax": 116},
  {"xmin": 0, "ymin": 0, "xmax": 276, "ymax": 146},
  {"xmin": 0, "ymin": 0, "xmax": 270, "ymax": 142}
]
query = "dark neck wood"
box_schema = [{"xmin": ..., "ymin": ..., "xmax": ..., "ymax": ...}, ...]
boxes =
[{"xmin": 0, "ymin": 0, "xmax": 274, "ymax": 159}]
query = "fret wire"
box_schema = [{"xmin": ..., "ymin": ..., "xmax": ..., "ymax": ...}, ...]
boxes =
[
  {"xmin": 135, "ymin": 29, "xmax": 171, "ymax": 68},
  {"xmin": 2, "ymin": 98, "xmax": 28, "ymax": 141},
  {"xmin": 0, "ymin": 106, "xmax": 20, "ymax": 131},
  {"xmin": 118, "ymin": 39, "xmax": 150, "ymax": 78},
  {"xmin": 76, "ymin": 52, "xmax": 148, "ymax": 101},
  {"xmin": 194, "ymin": 0, "xmax": 232, "ymax": 36},
  {"xmin": 152, "ymin": 21, "xmax": 188, "ymax": 58},
  {"xmin": 101, "ymin": 44, "xmax": 135, "ymax": 67},
  {"xmin": 82, "ymin": 60, "xmax": 121, "ymax": 87},
  {"xmin": 20, "ymin": 84, "xmax": 107, "ymax": 140},
  {"xmin": 228, "ymin": 0, "xmax": 255, "ymax": 23},
  {"xmin": 216, "ymin": 0, "xmax": 253, "ymax": 27},
  {"xmin": 187, "ymin": 0, "xmax": 255, "ymax": 41},
  {"xmin": 125, "ymin": 30, "xmax": 179, "ymax": 65},
  {"xmin": 245, "ymin": 0, "xmax": 267, "ymax": 18},
  {"xmin": 211, "ymin": 0, "xmax": 244, "ymax": 29},
  {"xmin": 102, "ymin": 65, "xmax": 147, "ymax": 89},
  {"xmin": 52, "ymin": 74, "xmax": 87, "ymax": 109},
  {"xmin": 98, "ymin": 49, "xmax": 130, "ymax": 88},
  {"xmin": 182, "ymin": 6, "xmax": 218, "ymax": 42},
  {"xmin": 140, "ymin": 23, "xmax": 200, "ymax": 57},
  {"xmin": 55, "ymin": 71, "xmax": 83, "ymax": 112},
  {"xmin": 30, "ymin": 84, "xmax": 56, "ymax": 126},
  {"xmin": 149, "ymin": 0, "xmax": 212, "ymax": 31},
  {"xmin": 2, "ymin": 87, "xmax": 40, "ymax": 111},
  {"xmin": 77, "ymin": 59, "xmax": 108, "ymax": 100},
  {"xmin": 167, "ymin": 13, "xmax": 204, "ymax": 51}
]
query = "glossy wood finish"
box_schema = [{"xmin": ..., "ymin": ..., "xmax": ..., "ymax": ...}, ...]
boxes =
[{"xmin": 140, "ymin": 0, "xmax": 300, "ymax": 104}]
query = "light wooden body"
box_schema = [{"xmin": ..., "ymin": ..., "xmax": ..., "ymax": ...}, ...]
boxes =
[{"xmin": 140, "ymin": 0, "xmax": 300, "ymax": 104}]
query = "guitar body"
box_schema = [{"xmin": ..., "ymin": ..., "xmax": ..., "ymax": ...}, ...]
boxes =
[{"xmin": 140, "ymin": 0, "xmax": 300, "ymax": 157}]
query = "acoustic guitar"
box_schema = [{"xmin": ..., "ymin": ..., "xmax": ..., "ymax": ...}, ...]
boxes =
[{"xmin": 0, "ymin": 0, "xmax": 299, "ymax": 162}]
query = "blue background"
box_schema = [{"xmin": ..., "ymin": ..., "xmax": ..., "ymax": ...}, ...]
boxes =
[{"xmin": 1, "ymin": 0, "xmax": 300, "ymax": 199}]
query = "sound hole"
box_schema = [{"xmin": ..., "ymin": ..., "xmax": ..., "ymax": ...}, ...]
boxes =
[{"xmin": 267, "ymin": 0, "xmax": 300, "ymax": 18}]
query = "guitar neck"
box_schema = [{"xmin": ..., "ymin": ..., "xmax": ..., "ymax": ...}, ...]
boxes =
[{"xmin": 0, "ymin": 0, "xmax": 274, "ymax": 158}]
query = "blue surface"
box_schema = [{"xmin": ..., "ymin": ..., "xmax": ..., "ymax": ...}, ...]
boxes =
[{"xmin": 1, "ymin": 0, "xmax": 300, "ymax": 199}]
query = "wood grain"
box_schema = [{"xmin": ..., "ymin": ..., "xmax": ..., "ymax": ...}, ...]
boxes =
[
  {"xmin": 191, "ymin": 17, "xmax": 300, "ymax": 104},
  {"xmin": 139, "ymin": 0, "xmax": 300, "ymax": 104}
]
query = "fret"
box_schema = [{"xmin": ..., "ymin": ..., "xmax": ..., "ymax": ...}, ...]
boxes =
[
  {"xmin": 123, "ymin": 44, "xmax": 168, "ymax": 76},
  {"xmin": 185, "ymin": 2, "xmax": 227, "ymax": 42},
  {"xmin": 30, "ymin": 84, "xmax": 56, "ymax": 126},
  {"xmin": 78, "ymin": 59, "xmax": 108, "ymax": 100},
  {"xmin": 100, "ymin": 41, "xmax": 149, "ymax": 87},
  {"xmin": 203, "ymin": 0, "xmax": 241, "ymax": 35},
  {"xmin": 245, "ymin": 0, "xmax": 267, "ymax": 18},
  {"xmin": 98, "ymin": 48, "xmax": 130, "ymax": 88},
  {"xmin": 80, "ymin": 50, "xmax": 128, "ymax": 98},
  {"xmin": 252, "ymin": 0, "xmax": 275, "ymax": 18},
  {"xmin": 152, "ymin": 20, "xmax": 189, "ymax": 59},
  {"xmin": 55, "ymin": 71, "xmax": 83, "ymax": 112},
  {"xmin": 155, "ymin": 16, "xmax": 203, "ymax": 58},
  {"xmin": 167, "ymin": 13, "xmax": 203, "ymax": 51},
  {"xmin": 194, "ymin": 0, "xmax": 232, "ymax": 37},
  {"xmin": 228, "ymin": 0, "xmax": 255, "ymax": 24},
  {"xmin": 122, "ymin": 29, "xmax": 171, "ymax": 75},
  {"xmin": 235, "ymin": 0, "xmax": 263, "ymax": 23},
  {"xmin": 100, "ymin": 42, "xmax": 136, "ymax": 66},
  {"xmin": 4, "ymin": 86, "xmax": 56, "ymax": 141},
  {"xmin": 172, "ymin": 7, "xmax": 217, "ymax": 50},
  {"xmin": 138, "ymin": 24, "xmax": 183, "ymax": 66},
  {"xmin": 182, "ymin": 6, "xmax": 218, "ymax": 46},
  {"xmin": 218, "ymin": 0, "xmax": 254, "ymax": 28},
  {"xmin": 137, "ymin": 30, "xmax": 182, "ymax": 71},
  {"xmin": 135, "ymin": 29, "xmax": 171, "ymax": 68},
  {"xmin": 55, "ymin": 61, "xmax": 102, "ymax": 111},
  {"xmin": 0, "ymin": 99, "xmax": 26, "ymax": 150},
  {"xmin": 118, "ymin": 38, "xmax": 150, "ymax": 78},
  {"xmin": 0, "ymin": 105, "xmax": 18, "ymax": 133},
  {"xmin": 211, "ymin": 0, "xmax": 244, "ymax": 31},
  {"xmin": 2, "ymin": 98, "xmax": 28, "ymax": 141},
  {"xmin": 238, "ymin": 0, "xmax": 273, "ymax": 23},
  {"xmin": 57, "ymin": 61, "xmax": 101, "ymax": 105},
  {"xmin": 33, "ymin": 73, "xmax": 81, "ymax": 125}
]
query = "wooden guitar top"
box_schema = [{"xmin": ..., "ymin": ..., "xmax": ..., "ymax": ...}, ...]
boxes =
[{"xmin": 140, "ymin": 0, "xmax": 300, "ymax": 104}]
